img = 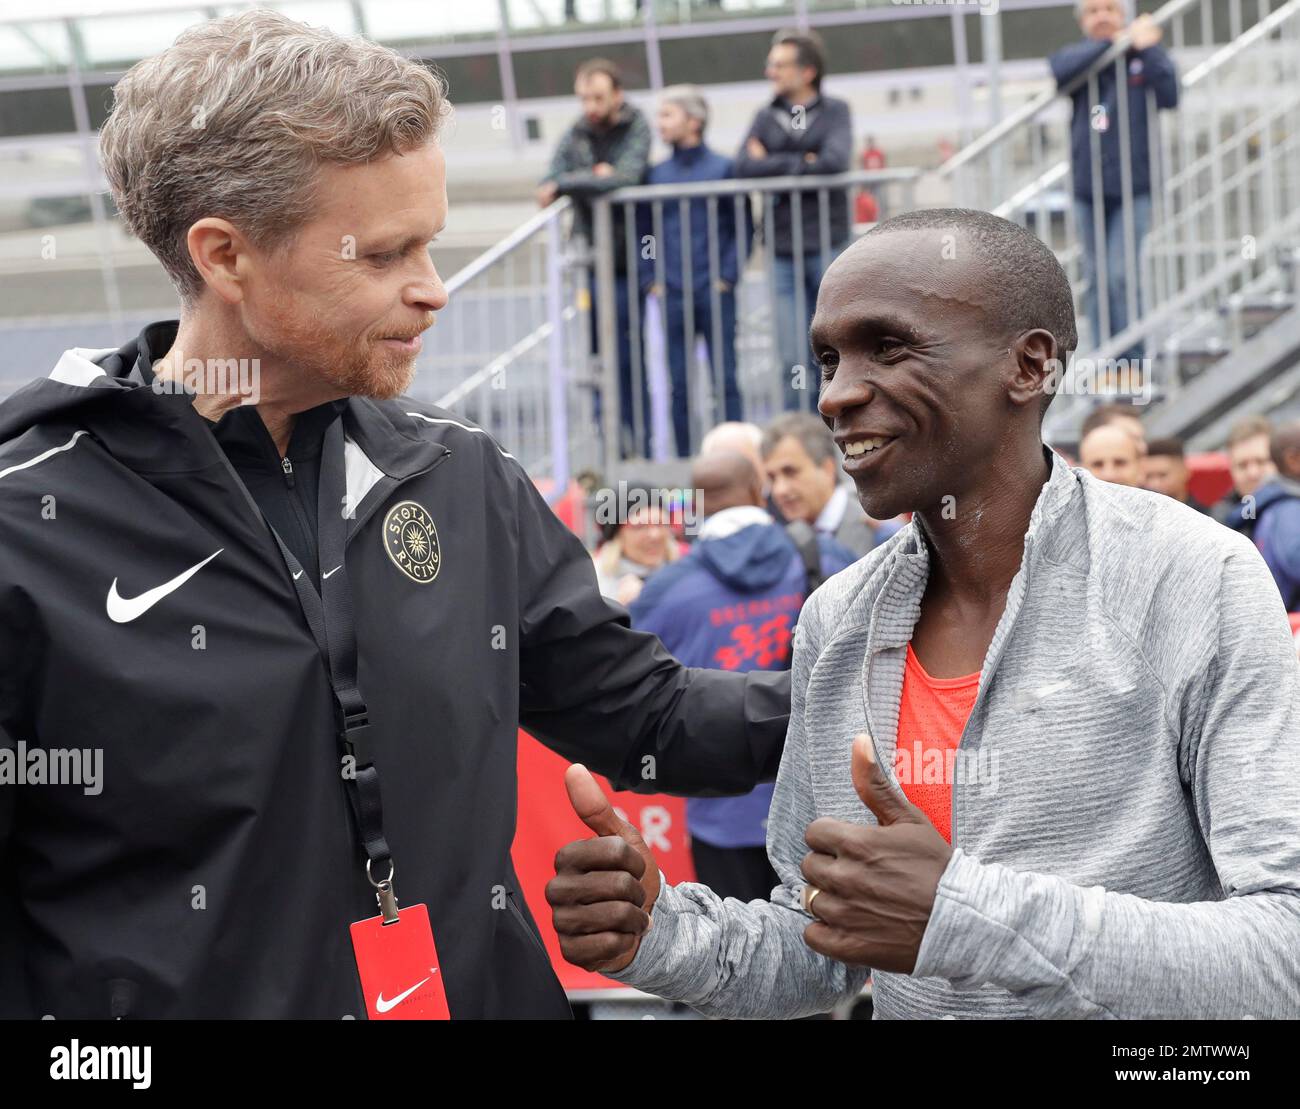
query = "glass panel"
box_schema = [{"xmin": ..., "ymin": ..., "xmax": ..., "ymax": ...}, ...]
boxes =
[
  {"xmin": 364, "ymin": 0, "xmax": 500, "ymax": 45},
  {"xmin": 75, "ymin": 10, "xmax": 209, "ymax": 72},
  {"xmin": 506, "ymin": 0, "xmax": 642, "ymax": 35},
  {"xmin": 661, "ymin": 29, "xmax": 777, "ymax": 85},
  {"xmin": 267, "ymin": 2, "xmax": 357, "ymax": 34},
  {"xmin": 0, "ymin": 21, "xmax": 72, "ymax": 77},
  {"xmin": 423, "ymin": 55, "xmax": 503, "ymax": 105},
  {"xmin": 513, "ymin": 41, "xmax": 650, "ymax": 98},
  {"xmin": 0, "ymin": 140, "xmax": 87, "ymax": 195},
  {"xmin": 0, "ymin": 87, "xmax": 76, "ymax": 138},
  {"xmin": 654, "ymin": 0, "xmax": 797, "ymax": 28}
]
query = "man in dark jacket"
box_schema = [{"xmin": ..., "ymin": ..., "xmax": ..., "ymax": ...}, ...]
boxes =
[
  {"xmin": 630, "ymin": 453, "xmax": 854, "ymax": 902},
  {"xmin": 736, "ymin": 29, "xmax": 853, "ymax": 413},
  {"xmin": 538, "ymin": 59, "xmax": 653, "ymax": 456},
  {"xmin": 1049, "ymin": 1, "xmax": 1178, "ymax": 358},
  {"xmin": 0, "ymin": 11, "xmax": 788, "ymax": 1020},
  {"xmin": 1229, "ymin": 420, "xmax": 1300, "ymax": 611},
  {"xmin": 639, "ymin": 86, "xmax": 750, "ymax": 458}
]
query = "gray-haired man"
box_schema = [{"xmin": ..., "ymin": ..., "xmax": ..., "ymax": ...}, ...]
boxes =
[{"xmin": 639, "ymin": 85, "xmax": 748, "ymax": 457}]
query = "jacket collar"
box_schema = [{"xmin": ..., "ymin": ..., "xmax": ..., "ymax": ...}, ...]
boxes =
[
  {"xmin": 53, "ymin": 323, "xmax": 448, "ymax": 500},
  {"xmin": 575, "ymin": 101, "xmax": 637, "ymax": 138},
  {"xmin": 773, "ymin": 92, "xmax": 823, "ymax": 113},
  {"xmin": 670, "ymin": 141, "xmax": 710, "ymax": 166},
  {"xmin": 828, "ymin": 446, "xmax": 1078, "ymax": 656}
]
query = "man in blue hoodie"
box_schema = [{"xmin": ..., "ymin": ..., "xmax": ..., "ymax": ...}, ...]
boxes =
[
  {"xmin": 1230, "ymin": 420, "xmax": 1300, "ymax": 611},
  {"xmin": 1049, "ymin": 1, "xmax": 1178, "ymax": 358},
  {"xmin": 640, "ymin": 86, "xmax": 749, "ymax": 457},
  {"xmin": 630, "ymin": 452, "xmax": 855, "ymax": 901}
]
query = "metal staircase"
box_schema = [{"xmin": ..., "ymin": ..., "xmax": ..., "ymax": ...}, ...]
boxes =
[{"xmin": 937, "ymin": 0, "xmax": 1300, "ymax": 448}]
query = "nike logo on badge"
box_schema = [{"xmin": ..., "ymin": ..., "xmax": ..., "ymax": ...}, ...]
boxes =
[
  {"xmin": 322, "ymin": 565, "xmax": 342, "ymax": 579},
  {"xmin": 293, "ymin": 570, "xmax": 304, "ymax": 580},
  {"xmin": 375, "ymin": 970, "xmax": 436, "ymax": 1014},
  {"xmin": 106, "ymin": 550, "xmax": 224, "ymax": 624}
]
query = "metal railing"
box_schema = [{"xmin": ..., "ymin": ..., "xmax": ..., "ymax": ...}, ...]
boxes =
[
  {"xmin": 589, "ymin": 168, "xmax": 920, "ymax": 468},
  {"xmin": 428, "ymin": 167, "xmax": 918, "ymax": 485},
  {"xmin": 420, "ymin": 196, "xmax": 600, "ymax": 495},
  {"xmin": 939, "ymin": 0, "xmax": 1300, "ymax": 445}
]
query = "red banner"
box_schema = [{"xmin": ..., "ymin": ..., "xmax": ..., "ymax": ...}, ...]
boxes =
[{"xmin": 510, "ymin": 730, "xmax": 696, "ymax": 994}]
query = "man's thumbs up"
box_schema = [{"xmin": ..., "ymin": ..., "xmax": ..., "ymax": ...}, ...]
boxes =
[
  {"xmin": 546, "ymin": 765, "xmax": 661, "ymax": 974},
  {"xmin": 850, "ymin": 733, "xmax": 925, "ymax": 827},
  {"xmin": 800, "ymin": 735, "xmax": 953, "ymax": 974}
]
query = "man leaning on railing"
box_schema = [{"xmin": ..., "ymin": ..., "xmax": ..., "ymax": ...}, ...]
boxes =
[
  {"xmin": 537, "ymin": 58, "xmax": 652, "ymax": 457},
  {"xmin": 1049, "ymin": 0, "xmax": 1178, "ymax": 361}
]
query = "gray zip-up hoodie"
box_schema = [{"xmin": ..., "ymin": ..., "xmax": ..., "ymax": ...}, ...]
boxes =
[{"xmin": 607, "ymin": 449, "xmax": 1300, "ymax": 1018}]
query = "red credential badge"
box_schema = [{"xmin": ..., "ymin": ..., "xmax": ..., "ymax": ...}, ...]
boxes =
[{"xmin": 350, "ymin": 903, "xmax": 451, "ymax": 1020}]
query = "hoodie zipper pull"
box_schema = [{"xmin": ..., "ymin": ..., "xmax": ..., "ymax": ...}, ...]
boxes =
[{"xmin": 281, "ymin": 456, "xmax": 295, "ymax": 488}]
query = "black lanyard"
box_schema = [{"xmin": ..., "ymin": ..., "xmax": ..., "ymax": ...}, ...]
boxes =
[{"xmin": 213, "ymin": 412, "xmax": 398, "ymax": 917}]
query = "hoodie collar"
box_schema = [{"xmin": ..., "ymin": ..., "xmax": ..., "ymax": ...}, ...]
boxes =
[{"xmin": 697, "ymin": 504, "xmax": 772, "ymax": 541}]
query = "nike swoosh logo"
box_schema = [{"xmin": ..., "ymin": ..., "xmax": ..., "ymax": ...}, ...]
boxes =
[
  {"xmin": 106, "ymin": 550, "xmax": 224, "ymax": 624},
  {"xmin": 322, "ymin": 565, "xmax": 342, "ymax": 579},
  {"xmin": 293, "ymin": 570, "xmax": 303, "ymax": 580},
  {"xmin": 375, "ymin": 971, "xmax": 435, "ymax": 1014}
]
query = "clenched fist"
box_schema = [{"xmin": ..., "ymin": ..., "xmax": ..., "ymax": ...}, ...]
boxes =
[{"xmin": 545, "ymin": 764, "xmax": 662, "ymax": 974}]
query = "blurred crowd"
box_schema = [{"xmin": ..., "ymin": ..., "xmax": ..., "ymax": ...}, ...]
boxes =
[{"xmin": 581, "ymin": 405, "xmax": 1300, "ymax": 896}]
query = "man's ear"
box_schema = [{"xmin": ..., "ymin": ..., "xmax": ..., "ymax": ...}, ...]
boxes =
[{"xmin": 1007, "ymin": 329, "xmax": 1059, "ymax": 413}]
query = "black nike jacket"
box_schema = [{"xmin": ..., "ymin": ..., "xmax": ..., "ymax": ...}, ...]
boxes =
[{"xmin": 0, "ymin": 334, "xmax": 790, "ymax": 1019}]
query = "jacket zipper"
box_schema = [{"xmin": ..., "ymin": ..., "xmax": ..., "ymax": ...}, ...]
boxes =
[{"xmin": 279, "ymin": 455, "xmax": 317, "ymax": 575}]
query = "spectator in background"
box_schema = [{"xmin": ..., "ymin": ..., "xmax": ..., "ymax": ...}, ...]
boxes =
[
  {"xmin": 640, "ymin": 86, "xmax": 748, "ymax": 457},
  {"xmin": 592, "ymin": 491, "xmax": 682, "ymax": 606},
  {"xmin": 854, "ymin": 135, "xmax": 886, "ymax": 225},
  {"xmin": 1050, "ymin": 1, "xmax": 1178, "ymax": 359},
  {"xmin": 1080, "ymin": 421, "xmax": 1143, "ymax": 486},
  {"xmin": 736, "ymin": 29, "xmax": 853, "ymax": 413},
  {"xmin": 1081, "ymin": 401, "xmax": 1147, "ymax": 455},
  {"xmin": 1212, "ymin": 416, "xmax": 1277, "ymax": 533},
  {"xmin": 761, "ymin": 413, "xmax": 887, "ymax": 556},
  {"xmin": 701, "ymin": 421, "xmax": 765, "ymax": 489},
  {"xmin": 538, "ymin": 59, "xmax": 652, "ymax": 456},
  {"xmin": 1143, "ymin": 436, "xmax": 1209, "ymax": 512},
  {"xmin": 1236, "ymin": 420, "xmax": 1300, "ymax": 611},
  {"xmin": 630, "ymin": 452, "xmax": 855, "ymax": 901}
]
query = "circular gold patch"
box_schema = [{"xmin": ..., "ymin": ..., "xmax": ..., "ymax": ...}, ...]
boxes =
[{"xmin": 382, "ymin": 501, "xmax": 440, "ymax": 584}]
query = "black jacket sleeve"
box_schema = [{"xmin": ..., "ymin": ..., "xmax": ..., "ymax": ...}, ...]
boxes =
[{"xmin": 510, "ymin": 464, "xmax": 790, "ymax": 795}]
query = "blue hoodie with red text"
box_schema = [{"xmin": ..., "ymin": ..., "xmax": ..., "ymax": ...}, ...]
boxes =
[{"xmin": 631, "ymin": 518, "xmax": 854, "ymax": 848}]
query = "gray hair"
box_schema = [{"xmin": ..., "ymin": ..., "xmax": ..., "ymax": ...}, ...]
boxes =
[
  {"xmin": 660, "ymin": 84, "xmax": 709, "ymax": 132},
  {"xmin": 99, "ymin": 9, "xmax": 450, "ymax": 305},
  {"xmin": 760, "ymin": 413, "xmax": 837, "ymax": 466}
]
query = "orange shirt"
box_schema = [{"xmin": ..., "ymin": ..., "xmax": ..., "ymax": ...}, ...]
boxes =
[{"xmin": 893, "ymin": 644, "xmax": 981, "ymax": 844}]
